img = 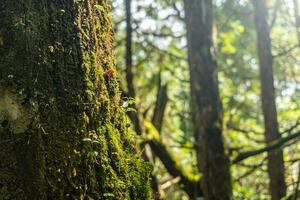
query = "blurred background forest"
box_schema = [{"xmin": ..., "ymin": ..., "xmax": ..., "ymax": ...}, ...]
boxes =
[
  {"xmin": 110, "ymin": 0, "xmax": 300, "ymax": 199},
  {"xmin": 112, "ymin": 0, "xmax": 300, "ymax": 199}
]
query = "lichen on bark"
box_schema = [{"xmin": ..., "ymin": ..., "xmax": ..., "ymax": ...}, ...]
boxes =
[
  {"xmin": 0, "ymin": 0, "xmax": 151, "ymax": 199},
  {"xmin": 0, "ymin": 84, "xmax": 35, "ymax": 134}
]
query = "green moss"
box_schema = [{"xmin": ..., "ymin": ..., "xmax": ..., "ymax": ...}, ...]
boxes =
[{"xmin": 0, "ymin": 0, "xmax": 151, "ymax": 199}]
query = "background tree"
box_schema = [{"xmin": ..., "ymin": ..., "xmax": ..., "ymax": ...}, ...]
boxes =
[
  {"xmin": 294, "ymin": 0, "xmax": 300, "ymax": 46},
  {"xmin": 0, "ymin": 0, "xmax": 151, "ymax": 199},
  {"xmin": 111, "ymin": 0, "xmax": 300, "ymax": 199},
  {"xmin": 184, "ymin": 0, "xmax": 232, "ymax": 199},
  {"xmin": 252, "ymin": 0, "xmax": 287, "ymax": 199}
]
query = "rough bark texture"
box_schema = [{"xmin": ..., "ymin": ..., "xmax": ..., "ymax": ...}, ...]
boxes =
[
  {"xmin": 252, "ymin": 0, "xmax": 287, "ymax": 199},
  {"xmin": 0, "ymin": 0, "xmax": 151, "ymax": 199},
  {"xmin": 184, "ymin": 0, "xmax": 232, "ymax": 199}
]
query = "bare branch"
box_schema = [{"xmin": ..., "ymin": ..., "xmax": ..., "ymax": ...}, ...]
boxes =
[
  {"xmin": 233, "ymin": 131, "xmax": 300, "ymax": 164},
  {"xmin": 147, "ymin": 140, "xmax": 202, "ymax": 198},
  {"xmin": 273, "ymin": 45, "xmax": 298, "ymax": 58}
]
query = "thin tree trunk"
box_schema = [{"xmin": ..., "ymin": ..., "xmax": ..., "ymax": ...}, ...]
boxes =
[
  {"xmin": 184, "ymin": 0, "xmax": 232, "ymax": 199},
  {"xmin": 252, "ymin": 0, "xmax": 287, "ymax": 199},
  {"xmin": 294, "ymin": 0, "xmax": 300, "ymax": 46},
  {"xmin": 125, "ymin": 0, "xmax": 142, "ymax": 136},
  {"xmin": 0, "ymin": 0, "xmax": 151, "ymax": 199},
  {"xmin": 125, "ymin": 0, "xmax": 134, "ymax": 98}
]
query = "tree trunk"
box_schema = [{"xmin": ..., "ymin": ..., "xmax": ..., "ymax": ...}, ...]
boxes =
[
  {"xmin": 252, "ymin": 0, "xmax": 287, "ymax": 199},
  {"xmin": 184, "ymin": 0, "xmax": 232, "ymax": 199},
  {"xmin": 294, "ymin": 0, "xmax": 300, "ymax": 46},
  {"xmin": 124, "ymin": 0, "xmax": 142, "ymax": 137},
  {"xmin": 0, "ymin": 0, "xmax": 151, "ymax": 199}
]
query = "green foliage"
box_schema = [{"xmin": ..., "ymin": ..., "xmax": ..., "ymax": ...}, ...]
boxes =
[{"xmin": 112, "ymin": 0, "xmax": 300, "ymax": 199}]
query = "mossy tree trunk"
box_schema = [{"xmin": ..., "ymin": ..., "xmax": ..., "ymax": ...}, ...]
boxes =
[{"xmin": 0, "ymin": 0, "xmax": 151, "ymax": 199}]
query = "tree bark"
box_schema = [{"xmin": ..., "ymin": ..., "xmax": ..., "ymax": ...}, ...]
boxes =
[
  {"xmin": 184, "ymin": 0, "xmax": 232, "ymax": 199},
  {"xmin": 252, "ymin": 0, "xmax": 287, "ymax": 199},
  {"xmin": 0, "ymin": 0, "xmax": 151, "ymax": 199}
]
